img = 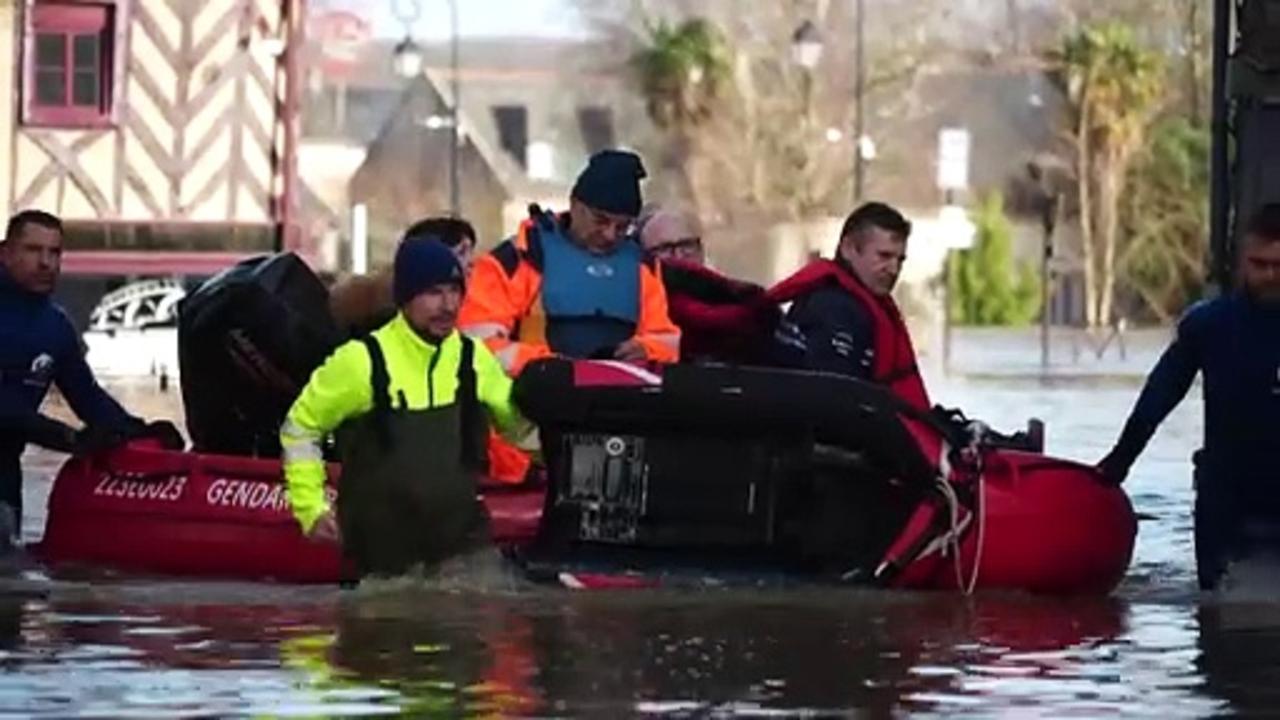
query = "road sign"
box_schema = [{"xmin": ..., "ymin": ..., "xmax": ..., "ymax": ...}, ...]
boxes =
[
  {"xmin": 309, "ymin": 10, "xmax": 372, "ymax": 80},
  {"xmin": 937, "ymin": 127, "xmax": 971, "ymax": 191},
  {"xmin": 937, "ymin": 204, "xmax": 976, "ymax": 249}
]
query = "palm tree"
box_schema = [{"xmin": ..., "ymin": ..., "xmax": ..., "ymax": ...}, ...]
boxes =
[
  {"xmin": 630, "ymin": 18, "xmax": 731, "ymax": 212},
  {"xmin": 1052, "ymin": 22, "xmax": 1165, "ymax": 328},
  {"xmin": 631, "ymin": 18, "xmax": 731, "ymax": 131}
]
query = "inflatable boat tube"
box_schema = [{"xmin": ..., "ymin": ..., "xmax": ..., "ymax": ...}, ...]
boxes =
[
  {"xmin": 39, "ymin": 359, "xmax": 1135, "ymax": 594},
  {"xmin": 513, "ymin": 358, "xmax": 1136, "ymax": 594}
]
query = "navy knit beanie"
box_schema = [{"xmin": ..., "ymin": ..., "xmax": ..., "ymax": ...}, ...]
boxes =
[
  {"xmin": 393, "ymin": 236, "xmax": 464, "ymax": 306},
  {"xmin": 570, "ymin": 149, "xmax": 647, "ymax": 217}
]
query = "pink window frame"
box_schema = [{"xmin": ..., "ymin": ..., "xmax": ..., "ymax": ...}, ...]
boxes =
[{"xmin": 22, "ymin": 1, "xmax": 124, "ymax": 128}]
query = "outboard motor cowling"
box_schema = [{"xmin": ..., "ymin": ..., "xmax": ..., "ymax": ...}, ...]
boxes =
[{"xmin": 178, "ymin": 253, "xmax": 341, "ymax": 456}]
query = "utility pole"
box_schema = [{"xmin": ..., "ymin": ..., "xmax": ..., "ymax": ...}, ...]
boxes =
[
  {"xmin": 1007, "ymin": 0, "xmax": 1021, "ymax": 55},
  {"xmin": 448, "ymin": 0, "xmax": 461, "ymax": 217},
  {"xmin": 1210, "ymin": 0, "xmax": 1230, "ymax": 290},
  {"xmin": 1040, "ymin": 193, "xmax": 1059, "ymax": 371},
  {"xmin": 277, "ymin": 0, "xmax": 306, "ymax": 254},
  {"xmin": 853, "ymin": 0, "xmax": 865, "ymax": 203}
]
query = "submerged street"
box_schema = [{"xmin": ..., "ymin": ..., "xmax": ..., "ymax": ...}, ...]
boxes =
[{"xmin": 7, "ymin": 330, "xmax": 1264, "ymax": 718}]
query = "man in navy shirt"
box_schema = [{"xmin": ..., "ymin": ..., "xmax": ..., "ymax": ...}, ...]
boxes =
[
  {"xmin": 1, "ymin": 210, "xmax": 173, "ymax": 546},
  {"xmin": 1099, "ymin": 202, "xmax": 1280, "ymax": 590},
  {"xmin": 772, "ymin": 202, "xmax": 912, "ymax": 381}
]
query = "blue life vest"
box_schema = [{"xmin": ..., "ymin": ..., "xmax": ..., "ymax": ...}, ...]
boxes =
[{"xmin": 534, "ymin": 214, "xmax": 641, "ymax": 359}]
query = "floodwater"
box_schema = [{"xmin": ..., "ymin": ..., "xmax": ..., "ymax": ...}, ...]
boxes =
[{"xmin": 8, "ymin": 328, "xmax": 1272, "ymax": 718}]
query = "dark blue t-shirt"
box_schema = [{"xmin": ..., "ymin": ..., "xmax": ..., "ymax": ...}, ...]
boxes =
[
  {"xmin": 772, "ymin": 282, "xmax": 876, "ymax": 379},
  {"xmin": 0, "ymin": 270, "xmax": 137, "ymax": 508}
]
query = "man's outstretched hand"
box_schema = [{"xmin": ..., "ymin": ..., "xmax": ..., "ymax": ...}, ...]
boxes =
[
  {"xmin": 613, "ymin": 339, "xmax": 648, "ymax": 362},
  {"xmin": 72, "ymin": 425, "xmax": 130, "ymax": 454},
  {"xmin": 307, "ymin": 511, "xmax": 341, "ymax": 544},
  {"xmin": 142, "ymin": 420, "xmax": 185, "ymax": 450},
  {"xmin": 69, "ymin": 419, "xmax": 184, "ymax": 454}
]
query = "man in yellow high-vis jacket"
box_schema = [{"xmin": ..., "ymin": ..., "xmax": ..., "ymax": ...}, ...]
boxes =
[{"xmin": 281, "ymin": 236, "xmax": 527, "ymax": 578}]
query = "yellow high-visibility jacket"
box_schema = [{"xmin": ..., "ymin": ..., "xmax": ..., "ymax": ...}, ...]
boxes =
[{"xmin": 280, "ymin": 313, "xmax": 526, "ymax": 533}]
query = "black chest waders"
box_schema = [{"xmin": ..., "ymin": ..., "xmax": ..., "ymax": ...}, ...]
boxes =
[{"xmin": 336, "ymin": 334, "xmax": 490, "ymax": 579}]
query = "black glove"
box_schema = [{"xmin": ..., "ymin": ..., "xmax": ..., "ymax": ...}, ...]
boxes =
[
  {"xmin": 931, "ymin": 405, "xmax": 970, "ymax": 429},
  {"xmin": 143, "ymin": 420, "xmax": 186, "ymax": 450},
  {"xmin": 1096, "ymin": 448, "xmax": 1132, "ymax": 486},
  {"xmin": 72, "ymin": 425, "xmax": 130, "ymax": 454}
]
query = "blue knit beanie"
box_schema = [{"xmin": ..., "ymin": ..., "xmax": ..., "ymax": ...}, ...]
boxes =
[
  {"xmin": 393, "ymin": 236, "xmax": 464, "ymax": 306},
  {"xmin": 570, "ymin": 149, "xmax": 647, "ymax": 217}
]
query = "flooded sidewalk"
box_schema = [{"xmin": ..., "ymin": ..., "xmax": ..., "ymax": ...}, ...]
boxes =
[{"xmin": 9, "ymin": 326, "xmax": 1254, "ymax": 718}]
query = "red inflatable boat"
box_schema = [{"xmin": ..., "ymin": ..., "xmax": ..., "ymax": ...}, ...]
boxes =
[
  {"xmin": 37, "ymin": 444, "xmax": 543, "ymax": 584},
  {"xmin": 38, "ymin": 359, "xmax": 1136, "ymax": 594}
]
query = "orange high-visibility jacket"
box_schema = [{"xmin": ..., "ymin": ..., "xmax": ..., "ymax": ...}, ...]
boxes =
[{"xmin": 460, "ymin": 211, "xmax": 680, "ymax": 376}]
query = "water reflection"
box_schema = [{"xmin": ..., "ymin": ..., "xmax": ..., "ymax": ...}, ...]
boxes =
[
  {"xmin": 273, "ymin": 590, "xmax": 1135, "ymax": 716},
  {"xmin": 308, "ymin": 593, "xmax": 542, "ymax": 716},
  {"xmin": 1198, "ymin": 601, "xmax": 1280, "ymax": 715},
  {"xmin": 0, "ymin": 581, "xmax": 1255, "ymax": 716},
  {"xmin": 9, "ymin": 334, "xmax": 1262, "ymax": 716}
]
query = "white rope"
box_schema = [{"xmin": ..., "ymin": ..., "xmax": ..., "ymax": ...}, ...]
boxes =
[
  {"xmin": 873, "ymin": 422, "xmax": 991, "ymax": 593},
  {"xmin": 934, "ymin": 422, "xmax": 991, "ymax": 596},
  {"xmin": 558, "ymin": 572, "xmax": 585, "ymax": 589},
  {"xmin": 594, "ymin": 360, "xmax": 663, "ymax": 385},
  {"xmin": 963, "ymin": 454, "xmax": 987, "ymax": 595},
  {"xmin": 959, "ymin": 423, "xmax": 989, "ymax": 595},
  {"xmin": 935, "ymin": 473, "xmax": 966, "ymax": 590},
  {"xmin": 932, "ymin": 440, "xmax": 967, "ymax": 591}
]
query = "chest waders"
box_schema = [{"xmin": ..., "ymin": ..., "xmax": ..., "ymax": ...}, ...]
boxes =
[{"xmin": 336, "ymin": 334, "xmax": 489, "ymax": 578}]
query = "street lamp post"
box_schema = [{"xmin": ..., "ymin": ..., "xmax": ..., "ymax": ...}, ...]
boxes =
[
  {"xmin": 392, "ymin": 0, "xmax": 461, "ymax": 218},
  {"xmin": 791, "ymin": 20, "xmax": 823, "ymax": 70},
  {"xmin": 391, "ymin": 36, "xmax": 423, "ymax": 78},
  {"xmin": 791, "ymin": 19, "xmax": 823, "ymax": 118},
  {"xmin": 937, "ymin": 128, "xmax": 972, "ymax": 374},
  {"xmin": 791, "ymin": 19, "xmax": 823, "ymax": 224},
  {"xmin": 1027, "ymin": 157, "xmax": 1063, "ymax": 372},
  {"xmin": 794, "ymin": 9, "xmax": 868, "ymax": 206}
]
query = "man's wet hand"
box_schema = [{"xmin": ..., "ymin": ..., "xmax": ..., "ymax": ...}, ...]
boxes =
[
  {"xmin": 307, "ymin": 511, "xmax": 341, "ymax": 544},
  {"xmin": 144, "ymin": 420, "xmax": 185, "ymax": 450},
  {"xmin": 613, "ymin": 340, "xmax": 647, "ymax": 362},
  {"xmin": 73, "ymin": 425, "xmax": 128, "ymax": 454}
]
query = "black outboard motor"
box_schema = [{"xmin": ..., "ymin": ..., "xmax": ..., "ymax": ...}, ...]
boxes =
[
  {"xmin": 532, "ymin": 427, "xmax": 922, "ymax": 579},
  {"xmin": 178, "ymin": 253, "xmax": 341, "ymax": 457},
  {"xmin": 515, "ymin": 360, "xmax": 939, "ymax": 579},
  {"xmin": 541, "ymin": 430, "xmax": 809, "ymax": 551}
]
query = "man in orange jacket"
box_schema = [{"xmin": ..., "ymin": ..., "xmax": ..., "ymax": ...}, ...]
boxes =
[
  {"xmin": 461, "ymin": 149, "xmax": 680, "ymax": 482},
  {"xmin": 461, "ymin": 150, "xmax": 679, "ymax": 373}
]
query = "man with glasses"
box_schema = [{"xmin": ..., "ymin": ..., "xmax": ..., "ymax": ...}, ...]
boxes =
[
  {"xmin": 640, "ymin": 208, "xmax": 776, "ymax": 363},
  {"xmin": 640, "ymin": 208, "xmax": 705, "ymax": 264},
  {"xmin": 461, "ymin": 150, "xmax": 679, "ymax": 372},
  {"xmin": 460, "ymin": 150, "xmax": 680, "ymax": 483}
]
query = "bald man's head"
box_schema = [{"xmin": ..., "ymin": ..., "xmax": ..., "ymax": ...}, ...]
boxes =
[{"xmin": 640, "ymin": 209, "xmax": 704, "ymax": 264}]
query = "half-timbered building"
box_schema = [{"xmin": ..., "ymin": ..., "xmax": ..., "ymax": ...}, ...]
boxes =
[{"xmin": 0, "ymin": 0, "xmax": 304, "ymax": 285}]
